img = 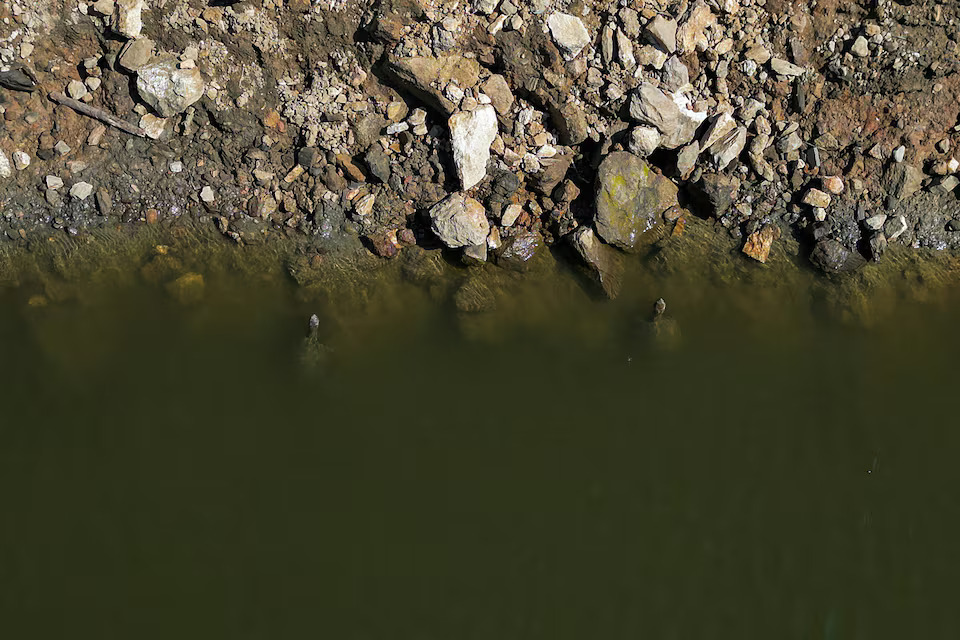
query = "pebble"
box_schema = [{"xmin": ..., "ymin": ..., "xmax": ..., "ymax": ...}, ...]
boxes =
[
  {"xmin": 851, "ymin": 36, "xmax": 870, "ymax": 57},
  {"xmin": 893, "ymin": 146, "xmax": 906, "ymax": 163},
  {"xmin": 139, "ymin": 114, "xmax": 167, "ymax": 139},
  {"xmin": 70, "ymin": 181, "xmax": 94, "ymax": 200},
  {"xmin": 12, "ymin": 151, "xmax": 30, "ymax": 170},
  {"xmin": 170, "ymin": 161, "xmax": 183, "ymax": 173},
  {"xmin": 0, "ymin": 150, "xmax": 11, "ymax": 178},
  {"xmin": 822, "ymin": 176, "xmax": 845, "ymax": 195},
  {"xmin": 67, "ymin": 79, "xmax": 88, "ymax": 100},
  {"xmin": 54, "ymin": 141, "xmax": 71, "ymax": 156},
  {"xmin": 802, "ymin": 188, "xmax": 832, "ymax": 208},
  {"xmin": 200, "ymin": 186, "xmax": 215, "ymax": 203},
  {"xmin": 45, "ymin": 175, "xmax": 64, "ymax": 190}
]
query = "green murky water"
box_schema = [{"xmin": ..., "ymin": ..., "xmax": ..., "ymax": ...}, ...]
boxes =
[{"xmin": 1, "ymin": 229, "xmax": 959, "ymax": 638}]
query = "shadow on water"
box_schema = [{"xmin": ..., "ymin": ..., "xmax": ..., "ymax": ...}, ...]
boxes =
[{"xmin": 1, "ymin": 227, "xmax": 960, "ymax": 638}]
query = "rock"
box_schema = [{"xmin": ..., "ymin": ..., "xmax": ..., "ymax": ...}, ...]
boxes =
[
  {"xmin": 699, "ymin": 113, "xmax": 736, "ymax": 151},
  {"xmin": 383, "ymin": 54, "xmax": 480, "ymax": 117},
  {"xmin": 770, "ymin": 58, "xmax": 805, "ymax": 77},
  {"xmin": 353, "ymin": 194, "xmax": 375, "ymax": 217},
  {"xmin": 569, "ymin": 226, "xmax": 624, "ymax": 299},
  {"xmin": 810, "ymin": 239, "xmax": 865, "ymax": 273},
  {"xmin": 629, "ymin": 126, "xmax": 662, "ymax": 157},
  {"xmin": 628, "ymin": 84, "xmax": 706, "ymax": 149},
  {"xmin": 742, "ymin": 224, "xmax": 780, "ymax": 263},
  {"xmin": 118, "ymin": 37, "xmax": 154, "ymax": 72},
  {"xmin": 481, "ymin": 74, "xmax": 514, "ymax": 116},
  {"xmin": 677, "ymin": 1, "xmax": 716, "ymax": 52},
  {"xmin": 885, "ymin": 163, "xmax": 924, "ymax": 201},
  {"xmin": 594, "ymin": 151, "xmax": 679, "ymax": 251},
  {"xmin": 501, "ymin": 204, "xmax": 522, "ymax": 227},
  {"xmin": 429, "ymin": 193, "xmax": 490, "ymax": 248},
  {"xmin": 12, "ymin": 151, "xmax": 30, "ymax": 170},
  {"xmin": 645, "ymin": 15, "xmax": 678, "ymax": 54},
  {"xmin": 546, "ymin": 99, "xmax": 589, "ymax": 146},
  {"xmin": 54, "ymin": 141, "xmax": 71, "ymax": 156},
  {"xmin": 496, "ymin": 231, "xmax": 542, "ymax": 272},
  {"xmin": 708, "ymin": 126, "xmax": 746, "ymax": 169},
  {"xmin": 139, "ymin": 114, "xmax": 166, "ymax": 139},
  {"xmin": 864, "ymin": 214, "xmax": 887, "ymax": 231},
  {"xmin": 691, "ymin": 173, "xmax": 740, "ymax": 216},
  {"xmin": 114, "ymin": 0, "xmax": 145, "ymax": 39},
  {"xmin": 802, "ymin": 188, "xmax": 832, "ymax": 208},
  {"xmin": 352, "ymin": 113, "xmax": 387, "ymax": 150},
  {"xmin": 449, "ymin": 105, "xmax": 498, "ymax": 191},
  {"xmin": 0, "ymin": 150, "xmax": 11, "ymax": 178},
  {"xmin": 364, "ymin": 146, "xmax": 391, "ymax": 183},
  {"xmin": 366, "ymin": 230, "xmax": 400, "ymax": 259},
  {"xmin": 45, "ymin": 175, "xmax": 64, "ymax": 190},
  {"xmin": 529, "ymin": 153, "xmax": 573, "ymax": 196},
  {"xmin": 884, "ymin": 215, "xmax": 908, "ymax": 241},
  {"xmin": 200, "ymin": 186, "xmax": 215, "ymax": 203},
  {"xmin": 822, "ymin": 176, "xmax": 844, "ymax": 194},
  {"xmin": 67, "ymin": 79, "xmax": 87, "ymax": 100},
  {"xmin": 933, "ymin": 175, "xmax": 960, "ymax": 194},
  {"xmin": 546, "ymin": 13, "xmax": 591, "ymax": 60},
  {"xmin": 851, "ymin": 36, "xmax": 870, "ymax": 57},
  {"xmin": 91, "ymin": 0, "xmax": 114, "ymax": 15},
  {"xmin": 69, "ymin": 181, "xmax": 94, "ymax": 200},
  {"xmin": 676, "ymin": 142, "xmax": 700, "ymax": 180},
  {"xmin": 167, "ymin": 273, "xmax": 205, "ymax": 305},
  {"xmin": 868, "ymin": 233, "xmax": 887, "ymax": 261},
  {"xmin": 136, "ymin": 56, "xmax": 204, "ymax": 117},
  {"xmin": 661, "ymin": 56, "xmax": 689, "ymax": 93}
]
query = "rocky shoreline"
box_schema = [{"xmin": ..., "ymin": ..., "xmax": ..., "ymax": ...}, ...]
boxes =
[{"xmin": 2, "ymin": 0, "xmax": 960, "ymax": 299}]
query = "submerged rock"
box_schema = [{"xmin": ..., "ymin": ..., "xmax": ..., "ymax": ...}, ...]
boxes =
[
  {"xmin": 449, "ymin": 105, "xmax": 498, "ymax": 191},
  {"xmin": 429, "ymin": 193, "xmax": 490, "ymax": 249},
  {"xmin": 496, "ymin": 231, "xmax": 542, "ymax": 272},
  {"xmin": 810, "ymin": 239, "xmax": 866, "ymax": 274},
  {"xmin": 569, "ymin": 227, "xmax": 624, "ymax": 299},
  {"xmin": 594, "ymin": 152, "xmax": 679, "ymax": 252},
  {"xmin": 742, "ymin": 224, "xmax": 780, "ymax": 263},
  {"xmin": 136, "ymin": 57, "xmax": 205, "ymax": 117}
]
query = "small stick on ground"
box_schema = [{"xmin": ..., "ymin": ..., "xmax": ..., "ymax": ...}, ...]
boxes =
[{"xmin": 48, "ymin": 91, "xmax": 148, "ymax": 138}]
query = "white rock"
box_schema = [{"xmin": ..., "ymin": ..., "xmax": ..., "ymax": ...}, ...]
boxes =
[
  {"xmin": 0, "ymin": 150, "xmax": 11, "ymax": 178},
  {"xmin": 547, "ymin": 13, "xmax": 591, "ymax": 60},
  {"xmin": 200, "ymin": 186, "xmax": 215, "ymax": 203},
  {"xmin": 449, "ymin": 105, "xmax": 498, "ymax": 191},
  {"xmin": 12, "ymin": 151, "xmax": 30, "ymax": 170},
  {"xmin": 628, "ymin": 126, "xmax": 662, "ymax": 157},
  {"xmin": 70, "ymin": 181, "xmax": 94, "ymax": 200},
  {"xmin": 851, "ymin": 36, "xmax": 870, "ymax": 57},
  {"xmin": 770, "ymin": 58, "xmax": 805, "ymax": 77},
  {"xmin": 645, "ymin": 15, "xmax": 678, "ymax": 54},
  {"xmin": 67, "ymin": 79, "xmax": 88, "ymax": 100},
  {"xmin": 429, "ymin": 193, "xmax": 490, "ymax": 248},
  {"xmin": 45, "ymin": 175, "xmax": 64, "ymax": 189},
  {"xmin": 136, "ymin": 57, "xmax": 205, "ymax": 117},
  {"xmin": 501, "ymin": 203, "xmax": 522, "ymax": 227},
  {"xmin": 170, "ymin": 161, "xmax": 183, "ymax": 173},
  {"xmin": 114, "ymin": 0, "xmax": 145, "ymax": 39},
  {"xmin": 708, "ymin": 126, "xmax": 747, "ymax": 169}
]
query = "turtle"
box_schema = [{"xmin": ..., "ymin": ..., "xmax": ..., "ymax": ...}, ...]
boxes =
[
  {"xmin": 299, "ymin": 313, "xmax": 332, "ymax": 370},
  {"xmin": 639, "ymin": 297, "xmax": 681, "ymax": 351}
]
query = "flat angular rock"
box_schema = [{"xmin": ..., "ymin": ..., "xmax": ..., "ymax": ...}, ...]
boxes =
[
  {"xmin": 770, "ymin": 58, "xmax": 805, "ymax": 77},
  {"xmin": 449, "ymin": 105, "xmax": 498, "ymax": 191},
  {"xmin": 569, "ymin": 226, "xmax": 624, "ymax": 299},
  {"xmin": 708, "ymin": 126, "xmax": 747, "ymax": 169},
  {"xmin": 383, "ymin": 54, "xmax": 480, "ymax": 117},
  {"xmin": 481, "ymin": 74, "xmax": 514, "ymax": 116},
  {"xmin": 645, "ymin": 15, "xmax": 678, "ymax": 53},
  {"xmin": 118, "ymin": 37, "xmax": 154, "ymax": 72},
  {"xmin": 547, "ymin": 13, "xmax": 591, "ymax": 60},
  {"xmin": 430, "ymin": 193, "xmax": 490, "ymax": 249},
  {"xmin": 700, "ymin": 112, "xmax": 736, "ymax": 151},
  {"xmin": 742, "ymin": 224, "xmax": 780, "ymax": 263},
  {"xmin": 0, "ymin": 150, "xmax": 11, "ymax": 179},
  {"xmin": 594, "ymin": 151, "xmax": 679, "ymax": 252},
  {"xmin": 136, "ymin": 56, "xmax": 204, "ymax": 117}
]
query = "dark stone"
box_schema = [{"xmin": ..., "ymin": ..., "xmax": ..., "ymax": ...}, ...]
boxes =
[
  {"xmin": 569, "ymin": 226, "xmax": 624, "ymax": 299},
  {"xmin": 352, "ymin": 114, "xmax": 387, "ymax": 150},
  {"xmin": 868, "ymin": 232, "xmax": 887, "ymax": 262},
  {"xmin": 322, "ymin": 165, "xmax": 348, "ymax": 192},
  {"xmin": 691, "ymin": 173, "xmax": 740, "ymax": 217},
  {"xmin": 297, "ymin": 147, "xmax": 321, "ymax": 168},
  {"xmin": 809, "ymin": 239, "xmax": 866, "ymax": 273},
  {"xmin": 530, "ymin": 153, "xmax": 573, "ymax": 196},
  {"xmin": 364, "ymin": 146, "xmax": 391, "ymax": 183}
]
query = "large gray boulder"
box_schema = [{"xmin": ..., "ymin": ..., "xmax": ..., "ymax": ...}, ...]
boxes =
[
  {"xmin": 594, "ymin": 152, "xmax": 679, "ymax": 251},
  {"xmin": 136, "ymin": 56, "xmax": 204, "ymax": 117},
  {"xmin": 429, "ymin": 193, "xmax": 490, "ymax": 248}
]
